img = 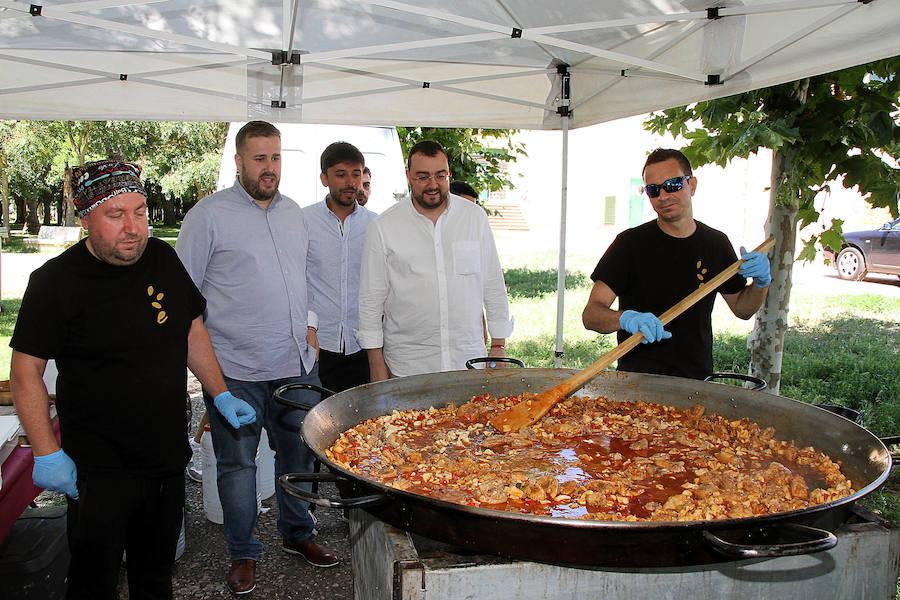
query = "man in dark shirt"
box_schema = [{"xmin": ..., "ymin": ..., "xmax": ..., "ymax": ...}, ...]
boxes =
[
  {"xmin": 10, "ymin": 160, "xmax": 250, "ymax": 600},
  {"xmin": 582, "ymin": 148, "xmax": 771, "ymax": 379},
  {"xmin": 357, "ymin": 166, "xmax": 372, "ymax": 206}
]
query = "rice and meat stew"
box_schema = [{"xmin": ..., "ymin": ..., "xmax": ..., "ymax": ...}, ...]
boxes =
[{"xmin": 326, "ymin": 393, "xmax": 854, "ymax": 522}]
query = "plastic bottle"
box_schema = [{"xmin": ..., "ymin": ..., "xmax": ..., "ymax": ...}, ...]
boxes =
[
  {"xmin": 256, "ymin": 428, "xmax": 276, "ymax": 500},
  {"xmin": 201, "ymin": 424, "xmax": 263, "ymax": 524},
  {"xmin": 200, "ymin": 425, "xmax": 223, "ymax": 524}
]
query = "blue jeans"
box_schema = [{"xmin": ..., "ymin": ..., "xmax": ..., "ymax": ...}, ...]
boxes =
[{"xmin": 203, "ymin": 365, "xmax": 322, "ymax": 560}]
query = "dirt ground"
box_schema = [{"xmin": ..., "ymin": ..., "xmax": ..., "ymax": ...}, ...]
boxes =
[
  {"xmin": 36, "ymin": 378, "xmax": 355, "ymax": 600},
  {"xmin": 164, "ymin": 379, "xmax": 354, "ymax": 600}
]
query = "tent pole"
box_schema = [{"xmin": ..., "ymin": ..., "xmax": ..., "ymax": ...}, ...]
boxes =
[{"xmin": 554, "ymin": 105, "xmax": 570, "ymax": 368}]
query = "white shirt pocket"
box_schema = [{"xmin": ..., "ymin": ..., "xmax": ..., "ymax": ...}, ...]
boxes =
[{"xmin": 452, "ymin": 241, "xmax": 481, "ymax": 275}]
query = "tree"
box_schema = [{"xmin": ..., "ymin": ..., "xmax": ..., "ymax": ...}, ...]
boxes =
[
  {"xmin": 396, "ymin": 127, "xmax": 526, "ymax": 206},
  {"xmin": 60, "ymin": 121, "xmax": 95, "ymax": 225},
  {"xmin": 645, "ymin": 58, "xmax": 899, "ymax": 394},
  {"xmin": 1, "ymin": 121, "xmax": 64, "ymax": 233},
  {"xmin": 140, "ymin": 122, "xmax": 227, "ymax": 223},
  {"xmin": 0, "ymin": 121, "xmax": 229, "ymax": 229},
  {"xmin": 0, "ymin": 121, "xmax": 14, "ymax": 228}
]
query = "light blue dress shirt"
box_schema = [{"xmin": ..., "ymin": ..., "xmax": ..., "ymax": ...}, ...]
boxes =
[
  {"xmin": 175, "ymin": 180, "xmax": 316, "ymax": 380},
  {"xmin": 303, "ymin": 198, "xmax": 377, "ymax": 355}
]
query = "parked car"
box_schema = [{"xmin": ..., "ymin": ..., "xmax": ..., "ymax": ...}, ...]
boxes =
[{"xmin": 823, "ymin": 217, "xmax": 900, "ymax": 280}]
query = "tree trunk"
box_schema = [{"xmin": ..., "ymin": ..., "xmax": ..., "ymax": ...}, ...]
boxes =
[
  {"xmin": 25, "ymin": 193, "xmax": 40, "ymax": 234},
  {"xmin": 0, "ymin": 150, "xmax": 9, "ymax": 228},
  {"xmin": 14, "ymin": 195, "xmax": 25, "ymax": 224},
  {"xmin": 27, "ymin": 163, "xmax": 53, "ymax": 234},
  {"xmin": 748, "ymin": 148, "xmax": 799, "ymax": 394},
  {"xmin": 41, "ymin": 193, "xmax": 51, "ymax": 225},
  {"xmin": 163, "ymin": 195, "xmax": 177, "ymax": 226},
  {"xmin": 62, "ymin": 163, "xmax": 78, "ymax": 226}
]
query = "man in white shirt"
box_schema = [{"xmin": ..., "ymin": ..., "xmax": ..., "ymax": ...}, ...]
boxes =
[
  {"xmin": 304, "ymin": 142, "xmax": 377, "ymax": 392},
  {"xmin": 358, "ymin": 140, "xmax": 513, "ymax": 380}
]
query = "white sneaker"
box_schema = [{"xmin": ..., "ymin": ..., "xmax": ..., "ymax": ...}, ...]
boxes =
[{"xmin": 187, "ymin": 439, "xmax": 202, "ymax": 482}]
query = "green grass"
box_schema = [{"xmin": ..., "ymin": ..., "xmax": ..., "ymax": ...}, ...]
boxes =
[
  {"xmin": 504, "ymin": 267, "xmax": 588, "ymax": 299},
  {"xmin": 151, "ymin": 223, "xmax": 180, "ymax": 248},
  {"xmin": 0, "ymin": 299, "xmax": 20, "ymax": 373},
  {"xmin": 1, "ymin": 236, "xmax": 39, "ymax": 253}
]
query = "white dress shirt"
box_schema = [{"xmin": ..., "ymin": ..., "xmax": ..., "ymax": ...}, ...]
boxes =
[
  {"xmin": 303, "ymin": 198, "xmax": 377, "ymax": 355},
  {"xmin": 358, "ymin": 194, "xmax": 513, "ymax": 377}
]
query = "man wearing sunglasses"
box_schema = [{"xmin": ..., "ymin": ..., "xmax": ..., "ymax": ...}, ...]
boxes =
[{"xmin": 582, "ymin": 148, "xmax": 771, "ymax": 379}]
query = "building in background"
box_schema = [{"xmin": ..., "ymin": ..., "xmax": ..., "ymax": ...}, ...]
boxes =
[{"xmin": 500, "ymin": 115, "xmax": 890, "ymax": 262}]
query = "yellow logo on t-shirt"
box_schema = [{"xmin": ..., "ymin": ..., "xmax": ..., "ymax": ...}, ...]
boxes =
[
  {"xmin": 147, "ymin": 285, "xmax": 168, "ymax": 324},
  {"xmin": 696, "ymin": 260, "xmax": 708, "ymax": 288}
]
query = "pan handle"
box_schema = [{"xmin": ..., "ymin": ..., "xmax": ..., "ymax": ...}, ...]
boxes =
[
  {"xmin": 279, "ymin": 473, "xmax": 389, "ymax": 509},
  {"xmin": 702, "ymin": 523, "xmax": 836, "ymax": 558},
  {"xmin": 704, "ymin": 372, "xmax": 767, "ymax": 392},
  {"xmin": 272, "ymin": 383, "xmax": 336, "ymax": 411},
  {"xmin": 465, "ymin": 357, "xmax": 526, "ymax": 369}
]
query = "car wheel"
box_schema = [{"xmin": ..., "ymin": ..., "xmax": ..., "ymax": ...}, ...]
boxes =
[{"xmin": 836, "ymin": 247, "xmax": 866, "ymax": 281}]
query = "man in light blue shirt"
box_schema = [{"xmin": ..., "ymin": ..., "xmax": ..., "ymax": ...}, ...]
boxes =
[
  {"xmin": 176, "ymin": 121, "xmax": 338, "ymax": 595},
  {"xmin": 304, "ymin": 142, "xmax": 377, "ymax": 392}
]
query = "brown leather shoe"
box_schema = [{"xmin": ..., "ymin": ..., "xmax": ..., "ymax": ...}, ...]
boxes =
[
  {"xmin": 226, "ymin": 559, "xmax": 256, "ymax": 595},
  {"xmin": 282, "ymin": 538, "xmax": 339, "ymax": 568}
]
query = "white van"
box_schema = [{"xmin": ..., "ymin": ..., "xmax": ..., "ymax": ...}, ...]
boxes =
[{"xmin": 216, "ymin": 123, "xmax": 408, "ymax": 214}]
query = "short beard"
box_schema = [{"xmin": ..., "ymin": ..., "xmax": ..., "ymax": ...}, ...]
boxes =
[
  {"xmin": 88, "ymin": 235, "xmax": 148, "ymax": 266},
  {"xmin": 330, "ymin": 186, "xmax": 358, "ymax": 208},
  {"xmin": 413, "ymin": 187, "xmax": 448, "ymax": 210},
  {"xmin": 240, "ymin": 173, "xmax": 279, "ymax": 202}
]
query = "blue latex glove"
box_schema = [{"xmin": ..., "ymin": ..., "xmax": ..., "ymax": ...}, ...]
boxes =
[
  {"xmin": 739, "ymin": 246, "xmax": 772, "ymax": 287},
  {"xmin": 214, "ymin": 391, "xmax": 256, "ymax": 429},
  {"xmin": 33, "ymin": 449, "xmax": 79, "ymax": 499},
  {"xmin": 619, "ymin": 310, "xmax": 672, "ymax": 344}
]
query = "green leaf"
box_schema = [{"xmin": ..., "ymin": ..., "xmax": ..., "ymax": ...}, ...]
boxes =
[
  {"xmin": 797, "ymin": 207, "xmax": 820, "ymax": 230},
  {"xmin": 797, "ymin": 236, "xmax": 819, "ymax": 263},
  {"xmin": 820, "ymin": 220, "xmax": 845, "ymax": 252}
]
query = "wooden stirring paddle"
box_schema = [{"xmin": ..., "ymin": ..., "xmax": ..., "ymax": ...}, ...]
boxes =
[{"xmin": 489, "ymin": 236, "xmax": 776, "ymax": 433}]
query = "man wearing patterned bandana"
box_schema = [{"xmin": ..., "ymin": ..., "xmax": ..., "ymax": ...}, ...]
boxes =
[{"xmin": 9, "ymin": 159, "xmax": 245, "ymax": 600}]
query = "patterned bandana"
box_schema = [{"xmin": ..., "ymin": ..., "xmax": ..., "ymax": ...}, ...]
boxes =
[{"xmin": 72, "ymin": 160, "xmax": 146, "ymax": 217}]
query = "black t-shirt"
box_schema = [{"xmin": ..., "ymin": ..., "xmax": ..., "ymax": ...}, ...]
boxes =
[
  {"xmin": 11, "ymin": 237, "xmax": 206, "ymax": 477},
  {"xmin": 590, "ymin": 220, "xmax": 746, "ymax": 379}
]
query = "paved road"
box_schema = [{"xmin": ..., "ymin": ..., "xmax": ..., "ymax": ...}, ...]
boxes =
[
  {"xmin": 1, "ymin": 252, "xmax": 58, "ymax": 297},
  {"xmin": 790, "ymin": 260, "xmax": 899, "ymax": 297}
]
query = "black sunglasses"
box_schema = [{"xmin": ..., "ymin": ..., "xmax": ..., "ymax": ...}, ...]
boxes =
[{"xmin": 639, "ymin": 175, "xmax": 692, "ymax": 198}]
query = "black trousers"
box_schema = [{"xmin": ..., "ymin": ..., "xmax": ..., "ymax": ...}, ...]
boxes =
[
  {"xmin": 317, "ymin": 349, "xmax": 370, "ymax": 393},
  {"xmin": 66, "ymin": 473, "xmax": 184, "ymax": 600}
]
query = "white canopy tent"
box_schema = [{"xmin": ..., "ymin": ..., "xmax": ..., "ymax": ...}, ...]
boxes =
[{"xmin": 2, "ymin": 0, "xmax": 898, "ymax": 363}]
